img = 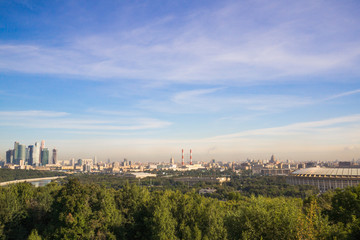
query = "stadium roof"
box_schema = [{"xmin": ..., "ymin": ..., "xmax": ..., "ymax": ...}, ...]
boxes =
[{"xmin": 291, "ymin": 167, "xmax": 360, "ymax": 177}]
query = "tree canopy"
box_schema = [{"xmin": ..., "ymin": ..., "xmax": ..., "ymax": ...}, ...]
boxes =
[{"xmin": 0, "ymin": 178, "xmax": 359, "ymax": 239}]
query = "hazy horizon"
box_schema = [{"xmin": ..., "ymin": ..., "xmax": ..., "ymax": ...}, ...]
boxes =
[{"xmin": 1, "ymin": 0, "xmax": 359, "ymax": 162}]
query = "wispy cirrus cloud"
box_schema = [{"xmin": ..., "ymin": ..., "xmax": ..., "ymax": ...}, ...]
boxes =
[
  {"xmin": 172, "ymin": 88, "xmax": 224, "ymax": 103},
  {"xmin": 57, "ymin": 114, "xmax": 360, "ymax": 160},
  {"xmin": 0, "ymin": 1, "xmax": 359, "ymax": 83},
  {"xmin": 140, "ymin": 87, "xmax": 313, "ymax": 114},
  {"xmin": 0, "ymin": 110, "xmax": 171, "ymax": 131},
  {"xmin": 209, "ymin": 114, "xmax": 360, "ymax": 141},
  {"xmin": 140, "ymin": 86, "xmax": 360, "ymax": 116},
  {"xmin": 0, "ymin": 110, "xmax": 69, "ymax": 117},
  {"xmin": 86, "ymin": 109, "xmax": 139, "ymax": 116},
  {"xmin": 324, "ymin": 89, "xmax": 360, "ymax": 101}
]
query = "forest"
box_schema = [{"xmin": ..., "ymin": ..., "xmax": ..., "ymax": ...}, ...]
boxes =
[
  {"xmin": 70, "ymin": 172, "xmax": 319, "ymax": 199},
  {"xmin": 0, "ymin": 177, "xmax": 360, "ymax": 239},
  {"xmin": 0, "ymin": 169, "xmax": 66, "ymax": 182}
]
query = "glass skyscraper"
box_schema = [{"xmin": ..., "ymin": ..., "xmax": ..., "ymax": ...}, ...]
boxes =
[
  {"xmin": 28, "ymin": 145, "xmax": 34, "ymax": 165},
  {"xmin": 41, "ymin": 148, "xmax": 49, "ymax": 165},
  {"xmin": 6, "ymin": 149, "xmax": 13, "ymax": 164},
  {"xmin": 33, "ymin": 142, "xmax": 40, "ymax": 166},
  {"xmin": 52, "ymin": 148, "xmax": 57, "ymax": 164},
  {"xmin": 17, "ymin": 144, "xmax": 26, "ymax": 164},
  {"xmin": 13, "ymin": 142, "xmax": 19, "ymax": 163}
]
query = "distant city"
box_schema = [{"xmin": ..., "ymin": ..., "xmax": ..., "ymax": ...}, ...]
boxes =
[
  {"xmin": 1, "ymin": 140, "xmax": 360, "ymax": 193},
  {"xmin": 1, "ymin": 140, "xmax": 360, "ymax": 175},
  {"xmin": 4, "ymin": 140, "xmax": 56, "ymax": 167}
]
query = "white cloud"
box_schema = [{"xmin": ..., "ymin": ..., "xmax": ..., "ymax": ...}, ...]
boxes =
[
  {"xmin": 141, "ymin": 86, "xmax": 360, "ymax": 115},
  {"xmin": 86, "ymin": 109, "xmax": 139, "ymax": 116},
  {"xmin": 0, "ymin": 1, "xmax": 359, "ymax": 83},
  {"xmin": 0, "ymin": 110, "xmax": 69, "ymax": 117},
  {"xmin": 172, "ymin": 88, "xmax": 223, "ymax": 103},
  {"xmin": 324, "ymin": 89, "xmax": 360, "ymax": 101},
  {"xmin": 0, "ymin": 110, "xmax": 171, "ymax": 131},
  {"xmin": 140, "ymin": 88, "xmax": 313, "ymax": 114},
  {"xmin": 208, "ymin": 114, "xmax": 360, "ymax": 140}
]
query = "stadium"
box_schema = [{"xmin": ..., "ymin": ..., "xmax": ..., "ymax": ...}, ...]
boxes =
[{"xmin": 287, "ymin": 167, "xmax": 360, "ymax": 192}]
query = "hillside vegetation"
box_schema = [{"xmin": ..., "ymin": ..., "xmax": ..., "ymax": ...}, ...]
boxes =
[{"xmin": 0, "ymin": 178, "xmax": 359, "ymax": 239}]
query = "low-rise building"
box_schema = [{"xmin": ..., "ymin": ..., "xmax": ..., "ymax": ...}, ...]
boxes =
[{"xmin": 124, "ymin": 172, "xmax": 157, "ymax": 179}]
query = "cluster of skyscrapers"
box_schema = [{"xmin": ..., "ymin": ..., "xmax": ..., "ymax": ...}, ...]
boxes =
[{"xmin": 5, "ymin": 140, "xmax": 57, "ymax": 166}]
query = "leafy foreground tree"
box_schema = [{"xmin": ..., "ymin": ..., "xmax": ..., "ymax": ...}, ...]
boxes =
[{"xmin": 0, "ymin": 179, "xmax": 359, "ymax": 239}]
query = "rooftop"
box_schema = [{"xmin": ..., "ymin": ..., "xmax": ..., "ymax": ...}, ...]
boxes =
[{"xmin": 291, "ymin": 167, "xmax": 360, "ymax": 177}]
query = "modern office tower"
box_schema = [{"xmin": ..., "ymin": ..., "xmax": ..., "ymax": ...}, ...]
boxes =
[
  {"xmin": 34, "ymin": 142, "xmax": 41, "ymax": 166},
  {"xmin": 16, "ymin": 144, "xmax": 26, "ymax": 165},
  {"xmin": 28, "ymin": 145, "xmax": 34, "ymax": 165},
  {"xmin": 40, "ymin": 140, "xmax": 45, "ymax": 163},
  {"xmin": 52, "ymin": 148, "xmax": 57, "ymax": 164},
  {"xmin": 6, "ymin": 149, "xmax": 13, "ymax": 164},
  {"xmin": 13, "ymin": 141, "xmax": 19, "ymax": 162},
  {"xmin": 33, "ymin": 142, "xmax": 40, "ymax": 166},
  {"xmin": 26, "ymin": 147, "xmax": 30, "ymax": 164},
  {"xmin": 41, "ymin": 148, "xmax": 49, "ymax": 165}
]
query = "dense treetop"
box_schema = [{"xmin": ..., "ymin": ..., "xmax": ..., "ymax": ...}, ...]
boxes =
[{"xmin": 0, "ymin": 177, "xmax": 360, "ymax": 239}]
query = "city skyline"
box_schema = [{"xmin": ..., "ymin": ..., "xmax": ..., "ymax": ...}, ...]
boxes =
[{"xmin": 0, "ymin": 0, "xmax": 360, "ymax": 162}]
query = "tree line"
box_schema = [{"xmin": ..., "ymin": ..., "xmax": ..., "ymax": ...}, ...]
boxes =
[
  {"xmin": 0, "ymin": 169, "xmax": 65, "ymax": 183},
  {"xmin": 70, "ymin": 172, "xmax": 319, "ymax": 199},
  {"xmin": 0, "ymin": 178, "xmax": 360, "ymax": 239}
]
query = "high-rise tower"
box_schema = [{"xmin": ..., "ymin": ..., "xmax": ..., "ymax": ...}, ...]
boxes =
[
  {"xmin": 270, "ymin": 154, "xmax": 276, "ymax": 164},
  {"xmin": 41, "ymin": 148, "xmax": 49, "ymax": 165},
  {"xmin": 17, "ymin": 144, "xmax": 26, "ymax": 165},
  {"xmin": 6, "ymin": 149, "xmax": 13, "ymax": 164},
  {"xmin": 40, "ymin": 140, "xmax": 45, "ymax": 163},
  {"xmin": 33, "ymin": 142, "xmax": 40, "ymax": 166},
  {"xmin": 52, "ymin": 148, "xmax": 57, "ymax": 164},
  {"xmin": 28, "ymin": 145, "xmax": 34, "ymax": 165},
  {"xmin": 13, "ymin": 142, "xmax": 19, "ymax": 163}
]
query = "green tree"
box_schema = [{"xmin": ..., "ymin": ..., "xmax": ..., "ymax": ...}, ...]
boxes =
[
  {"xmin": 148, "ymin": 191, "xmax": 177, "ymax": 240},
  {"xmin": 114, "ymin": 182, "xmax": 151, "ymax": 239},
  {"xmin": 329, "ymin": 185, "xmax": 360, "ymax": 224},
  {"xmin": 225, "ymin": 196, "xmax": 302, "ymax": 240},
  {"xmin": 27, "ymin": 229, "xmax": 42, "ymax": 240}
]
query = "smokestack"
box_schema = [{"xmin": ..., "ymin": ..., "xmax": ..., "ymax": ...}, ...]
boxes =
[
  {"xmin": 190, "ymin": 149, "xmax": 193, "ymax": 165},
  {"xmin": 182, "ymin": 149, "xmax": 184, "ymax": 166}
]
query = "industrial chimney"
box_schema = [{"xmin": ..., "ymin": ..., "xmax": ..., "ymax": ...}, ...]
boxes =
[
  {"xmin": 182, "ymin": 149, "xmax": 184, "ymax": 166},
  {"xmin": 190, "ymin": 149, "xmax": 193, "ymax": 165}
]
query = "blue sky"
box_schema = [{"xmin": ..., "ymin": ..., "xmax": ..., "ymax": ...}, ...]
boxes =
[{"xmin": 0, "ymin": 0, "xmax": 359, "ymax": 162}]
